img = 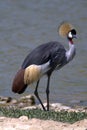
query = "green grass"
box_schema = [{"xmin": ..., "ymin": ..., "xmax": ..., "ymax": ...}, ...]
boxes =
[{"xmin": 0, "ymin": 107, "xmax": 87, "ymax": 123}]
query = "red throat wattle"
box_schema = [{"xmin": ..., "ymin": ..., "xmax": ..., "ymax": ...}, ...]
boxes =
[{"xmin": 69, "ymin": 39, "xmax": 73, "ymax": 44}]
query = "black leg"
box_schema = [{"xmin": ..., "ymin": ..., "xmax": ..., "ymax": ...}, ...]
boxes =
[
  {"xmin": 46, "ymin": 75, "xmax": 51, "ymax": 111},
  {"xmin": 34, "ymin": 80, "xmax": 46, "ymax": 111}
]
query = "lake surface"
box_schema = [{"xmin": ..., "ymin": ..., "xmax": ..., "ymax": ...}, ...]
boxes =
[{"xmin": 0, "ymin": 0, "xmax": 87, "ymax": 106}]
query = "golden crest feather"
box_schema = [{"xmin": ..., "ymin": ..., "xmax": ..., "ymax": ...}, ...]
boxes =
[{"xmin": 58, "ymin": 22, "xmax": 74, "ymax": 37}]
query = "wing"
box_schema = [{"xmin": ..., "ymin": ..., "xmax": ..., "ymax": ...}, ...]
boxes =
[
  {"xmin": 22, "ymin": 41, "xmax": 67, "ymax": 69},
  {"xmin": 50, "ymin": 46, "xmax": 67, "ymax": 69}
]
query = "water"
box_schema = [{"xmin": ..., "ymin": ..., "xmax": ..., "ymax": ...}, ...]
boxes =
[{"xmin": 0, "ymin": 0, "xmax": 87, "ymax": 106}]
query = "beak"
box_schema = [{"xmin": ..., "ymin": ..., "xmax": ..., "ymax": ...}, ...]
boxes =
[{"xmin": 73, "ymin": 35, "xmax": 77, "ymax": 39}]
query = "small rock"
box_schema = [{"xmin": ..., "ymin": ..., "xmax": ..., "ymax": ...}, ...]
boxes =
[
  {"xmin": 6, "ymin": 97, "xmax": 12, "ymax": 103},
  {"xmin": 0, "ymin": 101, "xmax": 6, "ymax": 104},
  {"xmin": 51, "ymin": 103, "xmax": 62, "ymax": 108},
  {"xmin": 22, "ymin": 105, "xmax": 37, "ymax": 110},
  {"xmin": 0, "ymin": 96, "xmax": 12, "ymax": 103},
  {"xmin": 20, "ymin": 95, "xmax": 35, "ymax": 105},
  {"xmin": 19, "ymin": 116, "xmax": 28, "ymax": 121},
  {"xmin": 38, "ymin": 103, "xmax": 48, "ymax": 110},
  {"xmin": 60, "ymin": 105, "xmax": 71, "ymax": 110},
  {"xmin": 10, "ymin": 99, "xmax": 17, "ymax": 104},
  {"xmin": 18, "ymin": 102, "xmax": 24, "ymax": 108},
  {"xmin": 0, "ymin": 96, "xmax": 12, "ymax": 105}
]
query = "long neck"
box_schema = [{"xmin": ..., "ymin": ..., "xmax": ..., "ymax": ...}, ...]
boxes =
[{"xmin": 66, "ymin": 40, "xmax": 76, "ymax": 62}]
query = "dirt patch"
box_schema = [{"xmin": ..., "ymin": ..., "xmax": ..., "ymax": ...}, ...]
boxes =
[{"xmin": 0, "ymin": 116, "xmax": 87, "ymax": 130}]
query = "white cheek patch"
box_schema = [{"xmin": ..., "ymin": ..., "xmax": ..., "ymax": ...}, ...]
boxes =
[{"xmin": 68, "ymin": 32, "xmax": 72, "ymax": 38}]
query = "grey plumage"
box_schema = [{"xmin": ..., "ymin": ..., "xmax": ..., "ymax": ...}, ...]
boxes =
[{"xmin": 22, "ymin": 41, "xmax": 67, "ymax": 71}]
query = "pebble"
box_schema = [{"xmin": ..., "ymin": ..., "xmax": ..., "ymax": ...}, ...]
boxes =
[{"xmin": 19, "ymin": 116, "xmax": 29, "ymax": 121}]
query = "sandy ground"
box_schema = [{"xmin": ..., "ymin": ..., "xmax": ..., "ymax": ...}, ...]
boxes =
[{"xmin": 0, "ymin": 116, "xmax": 87, "ymax": 130}]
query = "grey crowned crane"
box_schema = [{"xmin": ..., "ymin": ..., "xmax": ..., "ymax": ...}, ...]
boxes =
[{"xmin": 12, "ymin": 22, "xmax": 77, "ymax": 111}]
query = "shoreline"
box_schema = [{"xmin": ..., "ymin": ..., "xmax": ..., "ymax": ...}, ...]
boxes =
[{"xmin": 0, "ymin": 95, "xmax": 87, "ymax": 112}]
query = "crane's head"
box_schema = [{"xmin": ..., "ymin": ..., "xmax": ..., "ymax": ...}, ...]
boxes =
[
  {"xmin": 58, "ymin": 22, "xmax": 77, "ymax": 43},
  {"xmin": 67, "ymin": 29, "xmax": 77, "ymax": 40}
]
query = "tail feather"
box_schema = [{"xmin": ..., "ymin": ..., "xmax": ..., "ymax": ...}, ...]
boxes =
[
  {"xmin": 12, "ymin": 69, "xmax": 27, "ymax": 94},
  {"xmin": 12, "ymin": 65, "xmax": 41, "ymax": 94}
]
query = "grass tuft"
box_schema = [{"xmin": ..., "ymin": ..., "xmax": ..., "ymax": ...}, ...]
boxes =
[{"xmin": 0, "ymin": 107, "xmax": 87, "ymax": 123}]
